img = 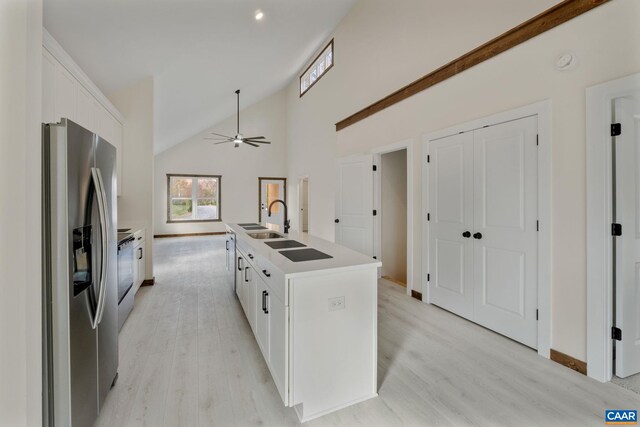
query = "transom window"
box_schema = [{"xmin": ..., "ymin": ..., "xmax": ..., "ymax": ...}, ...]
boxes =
[
  {"xmin": 167, "ymin": 174, "xmax": 221, "ymax": 222},
  {"xmin": 300, "ymin": 39, "xmax": 333, "ymax": 96}
]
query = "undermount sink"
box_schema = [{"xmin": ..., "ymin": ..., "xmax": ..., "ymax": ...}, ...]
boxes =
[{"xmin": 248, "ymin": 232, "xmax": 284, "ymax": 240}]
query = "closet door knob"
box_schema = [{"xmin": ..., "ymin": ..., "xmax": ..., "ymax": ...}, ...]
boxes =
[
  {"xmin": 473, "ymin": 232, "xmax": 483, "ymax": 240},
  {"xmin": 462, "ymin": 231, "xmax": 471, "ymax": 238}
]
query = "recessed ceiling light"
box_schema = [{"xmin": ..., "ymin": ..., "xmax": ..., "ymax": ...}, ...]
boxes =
[{"xmin": 255, "ymin": 10, "xmax": 264, "ymax": 21}]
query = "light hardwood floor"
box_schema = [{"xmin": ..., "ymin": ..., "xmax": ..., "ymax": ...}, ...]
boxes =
[{"xmin": 96, "ymin": 236, "xmax": 640, "ymax": 426}]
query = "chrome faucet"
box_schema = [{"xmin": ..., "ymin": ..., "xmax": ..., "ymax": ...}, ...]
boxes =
[{"xmin": 268, "ymin": 199, "xmax": 290, "ymax": 233}]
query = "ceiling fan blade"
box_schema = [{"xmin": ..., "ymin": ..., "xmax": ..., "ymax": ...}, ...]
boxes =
[
  {"xmin": 214, "ymin": 141, "xmax": 232, "ymax": 145},
  {"xmin": 210, "ymin": 132, "xmax": 233, "ymax": 139},
  {"xmin": 244, "ymin": 141, "xmax": 259, "ymax": 148},
  {"xmin": 244, "ymin": 139, "xmax": 271, "ymax": 144},
  {"xmin": 243, "ymin": 136, "xmax": 265, "ymax": 140},
  {"xmin": 205, "ymin": 137, "xmax": 232, "ymax": 141}
]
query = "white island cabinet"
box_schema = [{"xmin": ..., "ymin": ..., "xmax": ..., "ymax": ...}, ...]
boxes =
[{"xmin": 227, "ymin": 223, "xmax": 380, "ymax": 422}]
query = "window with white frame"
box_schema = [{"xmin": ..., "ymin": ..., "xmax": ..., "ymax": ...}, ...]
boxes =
[
  {"xmin": 300, "ymin": 39, "xmax": 333, "ymax": 96},
  {"xmin": 167, "ymin": 174, "xmax": 221, "ymax": 222}
]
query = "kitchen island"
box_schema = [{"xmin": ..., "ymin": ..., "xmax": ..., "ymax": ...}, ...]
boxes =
[{"xmin": 225, "ymin": 223, "xmax": 381, "ymax": 422}]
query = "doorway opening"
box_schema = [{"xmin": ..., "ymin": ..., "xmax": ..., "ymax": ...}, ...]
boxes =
[
  {"xmin": 259, "ymin": 177, "xmax": 286, "ymax": 227},
  {"xmin": 298, "ymin": 178, "xmax": 309, "ymax": 233},
  {"xmin": 377, "ymin": 149, "xmax": 408, "ymax": 287},
  {"xmin": 372, "ymin": 142, "xmax": 414, "ymax": 294}
]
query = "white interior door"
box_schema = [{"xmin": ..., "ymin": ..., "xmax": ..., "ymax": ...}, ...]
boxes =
[
  {"xmin": 335, "ymin": 155, "xmax": 374, "ymax": 256},
  {"xmin": 260, "ymin": 178, "xmax": 286, "ymax": 227},
  {"xmin": 614, "ymin": 96, "xmax": 640, "ymax": 378},
  {"xmin": 472, "ymin": 116, "xmax": 538, "ymax": 348},
  {"xmin": 427, "ymin": 116, "xmax": 538, "ymax": 348},
  {"xmin": 428, "ymin": 132, "xmax": 474, "ymax": 320}
]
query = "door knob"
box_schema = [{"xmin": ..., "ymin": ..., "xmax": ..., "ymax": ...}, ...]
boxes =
[
  {"xmin": 335, "ymin": 219, "xmax": 340, "ymax": 223},
  {"xmin": 462, "ymin": 231, "xmax": 471, "ymax": 238},
  {"xmin": 473, "ymin": 232, "xmax": 483, "ymax": 239}
]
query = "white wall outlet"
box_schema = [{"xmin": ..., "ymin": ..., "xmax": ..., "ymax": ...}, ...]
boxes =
[{"xmin": 328, "ymin": 296, "xmax": 345, "ymax": 311}]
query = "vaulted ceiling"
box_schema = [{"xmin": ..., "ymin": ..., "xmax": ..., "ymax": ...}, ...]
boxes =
[{"xmin": 44, "ymin": 0, "xmax": 357, "ymax": 153}]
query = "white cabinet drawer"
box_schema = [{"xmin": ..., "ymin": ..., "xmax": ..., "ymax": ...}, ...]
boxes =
[
  {"xmin": 133, "ymin": 228, "xmax": 145, "ymax": 244},
  {"xmin": 254, "ymin": 256, "xmax": 286, "ymax": 305},
  {"xmin": 237, "ymin": 238, "xmax": 287, "ymax": 305},
  {"xmin": 236, "ymin": 239, "xmax": 251, "ymax": 258}
]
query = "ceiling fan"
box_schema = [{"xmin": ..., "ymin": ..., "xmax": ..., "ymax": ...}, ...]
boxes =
[{"xmin": 205, "ymin": 89, "xmax": 272, "ymax": 148}]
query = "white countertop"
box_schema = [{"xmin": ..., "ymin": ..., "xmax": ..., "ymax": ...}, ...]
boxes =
[{"xmin": 227, "ymin": 223, "xmax": 381, "ymax": 278}]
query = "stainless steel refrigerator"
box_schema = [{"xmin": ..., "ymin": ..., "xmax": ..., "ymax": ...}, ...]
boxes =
[{"xmin": 42, "ymin": 119, "xmax": 119, "ymax": 426}]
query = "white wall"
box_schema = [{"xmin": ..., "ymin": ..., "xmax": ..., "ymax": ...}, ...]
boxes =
[
  {"xmin": 0, "ymin": 0, "xmax": 43, "ymax": 425},
  {"xmin": 286, "ymin": 0, "xmax": 562, "ymax": 241},
  {"xmin": 109, "ymin": 77, "xmax": 155, "ymax": 279},
  {"xmin": 285, "ymin": 0, "xmax": 640, "ymax": 362},
  {"xmin": 381, "ymin": 149, "xmax": 407, "ymax": 284},
  {"xmin": 154, "ymin": 89, "xmax": 288, "ymax": 235}
]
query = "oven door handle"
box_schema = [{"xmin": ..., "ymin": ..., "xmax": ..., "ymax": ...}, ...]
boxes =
[{"xmin": 91, "ymin": 167, "xmax": 109, "ymax": 329}]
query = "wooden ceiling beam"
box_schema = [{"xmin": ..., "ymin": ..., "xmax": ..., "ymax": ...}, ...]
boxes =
[{"xmin": 335, "ymin": 0, "xmax": 610, "ymax": 132}]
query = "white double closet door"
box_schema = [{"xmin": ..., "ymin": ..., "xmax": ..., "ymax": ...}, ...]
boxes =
[{"xmin": 428, "ymin": 116, "xmax": 538, "ymax": 348}]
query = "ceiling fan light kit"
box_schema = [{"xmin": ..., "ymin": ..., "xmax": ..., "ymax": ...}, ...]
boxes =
[{"xmin": 205, "ymin": 89, "xmax": 273, "ymax": 149}]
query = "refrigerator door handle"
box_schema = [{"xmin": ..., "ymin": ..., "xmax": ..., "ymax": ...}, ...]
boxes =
[{"xmin": 91, "ymin": 167, "xmax": 109, "ymax": 328}]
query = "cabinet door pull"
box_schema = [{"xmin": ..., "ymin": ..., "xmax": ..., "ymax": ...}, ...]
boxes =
[
  {"xmin": 237, "ymin": 257, "xmax": 242, "ymax": 271},
  {"xmin": 262, "ymin": 290, "xmax": 267, "ymax": 313},
  {"xmin": 262, "ymin": 269, "xmax": 271, "ymax": 278},
  {"xmin": 225, "ymin": 240, "xmax": 229, "ymax": 250},
  {"xmin": 138, "ymin": 247, "xmax": 143, "ymax": 260},
  {"xmin": 248, "ymin": 254, "xmax": 254, "ymax": 260},
  {"xmin": 264, "ymin": 291, "xmax": 269, "ymax": 314},
  {"xmin": 244, "ymin": 266, "xmax": 249, "ymax": 282}
]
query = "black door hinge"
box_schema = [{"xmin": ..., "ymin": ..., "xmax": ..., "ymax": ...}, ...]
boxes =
[
  {"xmin": 427, "ymin": 155, "xmax": 430, "ymax": 163},
  {"xmin": 373, "ymin": 165, "xmax": 377, "ymax": 171},
  {"xmin": 536, "ymin": 220, "xmax": 539, "ymax": 231},
  {"xmin": 612, "ymin": 326, "xmax": 622, "ymax": 341},
  {"xmin": 536, "ymin": 309, "xmax": 539, "ymax": 321},
  {"xmin": 427, "ymin": 213, "xmax": 430, "ymax": 221},
  {"xmin": 373, "ymin": 210, "xmax": 377, "ymax": 216},
  {"xmin": 427, "ymin": 274, "xmax": 430, "ymax": 282},
  {"xmin": 612, "ymin": 223, "xmax": 622, "ymax": 236},
  {"xmin": 536, "ymin": 134, "xmax": 539, "ymax": 146},
  {"xmin": 373, "ymin": 256, "xmax": 377, "ymax": 260},
  {"xmin": 611, "ymin": 123, "xmax": 622, "ymax": 137}
]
